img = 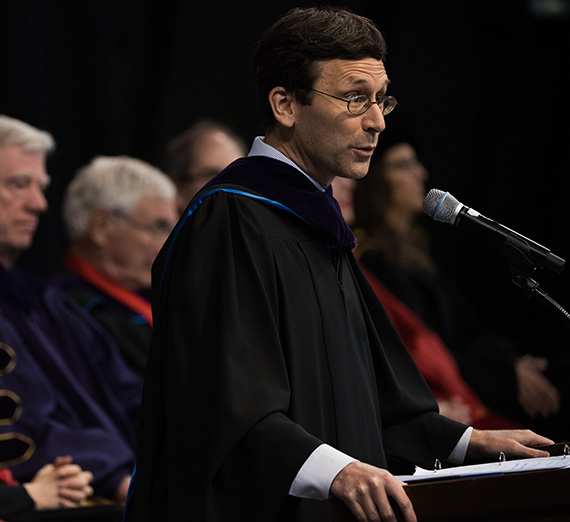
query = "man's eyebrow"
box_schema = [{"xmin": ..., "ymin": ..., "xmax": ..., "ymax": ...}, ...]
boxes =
[{"xmin": 347, "ymin": 77, "xmax": 391, "ymax": 89}]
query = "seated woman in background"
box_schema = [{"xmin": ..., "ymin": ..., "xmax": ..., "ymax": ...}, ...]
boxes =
[
  {"xmin": 333, "ymin": 174, "xmax": 521, "ymax": 429},
  {"xmin": 349, "ymin": 138, "xmax": 567, "ymax": 440}
]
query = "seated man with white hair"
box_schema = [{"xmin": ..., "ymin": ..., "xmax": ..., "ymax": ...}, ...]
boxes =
[
  {"xmin": 53, "ymin": 156, "xmax": 178, "ymax": 378},
  {"xmin": 0, "ymin": 114, "xmax": 142, "ymax": 502}
]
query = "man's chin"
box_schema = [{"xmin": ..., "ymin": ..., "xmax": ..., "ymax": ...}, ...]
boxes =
[
  {"xmin": 0, "ymin": 243, "xmax": 29, "ymax": 269},
  {"xmin": 348, "ymin": 164, "xmax": 372, "ymax": 180},
  {"xmin": 18, "ymin": 236, "xmax": 36, "ymax": 251},
  {"xmin": 11, "ymin": 234, "xmax": 36, "ymax": 255}
]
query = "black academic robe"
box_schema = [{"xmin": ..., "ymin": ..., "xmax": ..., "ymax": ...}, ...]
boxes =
[
  {"xmin": 126, "ymin": 157, "xmax": 467, "ymax": 522},
  {"xmin": 53, "ymin": 270, "xmax": 152, "ymax": 378},
  {"xmin": 0, "ymin": 484, "xmax": 34, "ymax": 518}
]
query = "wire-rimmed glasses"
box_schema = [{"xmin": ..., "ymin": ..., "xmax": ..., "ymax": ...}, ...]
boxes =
[{"xmin": 308, "ymin": 88, "xmax": 397, "ymax": 116}]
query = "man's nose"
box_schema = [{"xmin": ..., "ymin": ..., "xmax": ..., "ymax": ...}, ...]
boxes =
[
  {"xmin": 362, "ymin": 103, "xmax": 386, "ymax": 134},
  {"xmin": 26, "ymin": 185, "xmax": 49, "ymax": 213}
]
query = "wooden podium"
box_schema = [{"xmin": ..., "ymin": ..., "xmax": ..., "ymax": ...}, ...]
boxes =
[{"xmin": 330, "ymin": 445, "xmax": 570, "ymax": 522}]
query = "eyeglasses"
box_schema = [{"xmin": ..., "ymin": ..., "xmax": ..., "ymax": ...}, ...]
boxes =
[
  {"xmin": 112, "ymin": 211, "xmax": 174, "ymax": 238},
  {"xmin": 308, "ymin": 88, "xmax": 398, "ymax": 116}
]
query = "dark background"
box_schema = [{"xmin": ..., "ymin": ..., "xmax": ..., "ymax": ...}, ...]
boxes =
[{"xmin": 2, "ymin": 0, "xmax": 570, "ymax": 352}]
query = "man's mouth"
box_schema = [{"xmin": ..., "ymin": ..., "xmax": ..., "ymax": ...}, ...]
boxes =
[{"xmin": 353, "ymin": 145, "xmax": 376, "ymax": 156}]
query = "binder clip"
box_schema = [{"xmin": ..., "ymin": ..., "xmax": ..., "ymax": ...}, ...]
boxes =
[
  {"xmin": 433, "ymin": 459, "xmax": 442, "ymax": 471},
  {"xmin": 498, "ymin": 451, "xmax": 506, "ymax": 463},
  {"xmin": 563, "ymin": 444, "xmax": 570, "ymax": 457}
]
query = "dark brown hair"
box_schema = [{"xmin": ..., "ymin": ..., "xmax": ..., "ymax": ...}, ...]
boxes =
[
  {"xmin": 355, "ymin": 147, "xmax": 436, "ymax": 274},
  {"xmin": 253, "ymin": 6, "xmax": 387, "ymax": 129}
]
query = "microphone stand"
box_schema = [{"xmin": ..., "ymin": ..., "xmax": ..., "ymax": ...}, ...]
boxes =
[{"xmin": 503, "ymin": 236, "xmax": 570, "ymax": 329}]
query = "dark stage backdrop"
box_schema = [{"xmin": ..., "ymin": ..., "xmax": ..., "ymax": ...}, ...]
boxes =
[{"xmin": 2, "ymin": 0, "xmax": 569, "ymax": 351}]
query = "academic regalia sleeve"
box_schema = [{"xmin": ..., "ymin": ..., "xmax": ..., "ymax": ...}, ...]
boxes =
[
  {"xmin": 0, "ymin": 315, "xmax": 137, "ymax": 500},
  {"xmin": 351, "ymin": 258, "xmax": 469, "ymax": 473},
  {"xmin": 130, "ymin": 192, "xmax": 324, "ymax": 521},
  {"xmin": 0, "ymin": 484, "xmax": 35, "ymax": 517}
]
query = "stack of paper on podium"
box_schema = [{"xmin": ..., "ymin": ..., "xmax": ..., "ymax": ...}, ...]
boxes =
[{"xmin": 396, "ymin": 454, "xmax": 570, "ymax": 483}]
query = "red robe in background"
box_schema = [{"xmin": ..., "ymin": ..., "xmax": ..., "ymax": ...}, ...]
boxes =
[{"xmin": 360, "ymin": 264, "xmax": 523, "ymax": 430}]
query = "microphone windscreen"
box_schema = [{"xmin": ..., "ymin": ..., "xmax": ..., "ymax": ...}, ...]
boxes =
[{"xmin": 423, "ymin": 189, "xmax": 462, "ymax": 224}]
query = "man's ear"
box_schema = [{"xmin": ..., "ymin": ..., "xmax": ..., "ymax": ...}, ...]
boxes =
[
  {"xmin": 88, "ymin": 208, "xmax": 114, "ymax": 247},
  {"xmin": 268, "ymin": 86, "xmax": 296, "ymax": 128}
]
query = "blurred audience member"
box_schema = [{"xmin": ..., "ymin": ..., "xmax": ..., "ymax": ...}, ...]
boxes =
[
  {"xmin": 165, "ymin": 119, "xmax": 246, "ymax": 213},
  {"xmin": 352, "ymin": 140, "xmax": 568, "ymax": 440},
  {"xmin": 332, "ymin": 176, "xmax": 523, "ymax": 429},
  {"xmin": 0, "ymin": 114, "xmax": 141, "ymax": 501},
  {"xmin": 0, "ymin": 383, "xmax": 93, "ymax": 517},
  {"xmin": 54, "ymin": 156, "xmax": 178, "ymax": 377},
  {"xmin": 0, "ymin": 457, "xmax": 93, "ymax": 517}
]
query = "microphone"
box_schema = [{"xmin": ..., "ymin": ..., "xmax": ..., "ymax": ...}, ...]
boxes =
[{"xmin": 422, "ymin": 189, "xmax": 566, "ymax": 274}]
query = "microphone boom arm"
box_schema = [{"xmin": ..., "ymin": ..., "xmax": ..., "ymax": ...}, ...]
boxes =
[{"xmin": 505, "ymin": 235, "xmax": 570, "ymax": 328}]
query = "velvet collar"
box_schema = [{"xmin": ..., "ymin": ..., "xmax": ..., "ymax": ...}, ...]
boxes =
[{"xmin": 203, "ymin": 156, "xmax": 356, "ymax": 250}]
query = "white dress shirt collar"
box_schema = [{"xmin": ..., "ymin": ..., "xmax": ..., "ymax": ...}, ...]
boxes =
[{"xmin": 247, "ymin": 136, "xmax": 325, "ymax": 192}]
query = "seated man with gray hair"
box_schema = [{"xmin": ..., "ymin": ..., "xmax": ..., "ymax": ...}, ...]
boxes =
[
  {"xmin": 53, "ymin": 156, "xmax": 178, "ymax": 378},
  {"xmin": 0, "ymin": 114, "xmax": 142, "ymax": 502}
]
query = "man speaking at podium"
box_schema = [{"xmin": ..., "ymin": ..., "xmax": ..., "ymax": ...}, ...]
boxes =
[{"xmin": 125, "ymin": 7, "xmax": 553, "ymax": 522}]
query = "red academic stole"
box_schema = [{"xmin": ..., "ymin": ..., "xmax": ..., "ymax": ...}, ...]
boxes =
[
  {"xmin": 64, "ymin": 252, "xmax": 153, "ymax": 327},
  {"xmin": 0, "ymin": 468, "xmax": 18, "ymax": 485},
  {"xmin": 0, "ymin": 469, "xmax": 18, "ymax": 522}
]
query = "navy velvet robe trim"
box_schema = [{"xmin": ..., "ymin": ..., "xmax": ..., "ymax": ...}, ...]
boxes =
[
  {"xmin": 162, "ymin": 156, "xmax": 356, "ymax": 292},
  {"xmin": 207, "ymin": 157, "xmax": 356, "ymax": 249}
]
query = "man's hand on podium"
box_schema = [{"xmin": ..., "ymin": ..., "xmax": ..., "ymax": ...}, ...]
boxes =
[
  {"xmin": 330, "ymin": 461, "xmax": 417, "ymax": 522},
  {"xmin": 467, "ymin": 429, "xmax": 554, "ymax": 461}
]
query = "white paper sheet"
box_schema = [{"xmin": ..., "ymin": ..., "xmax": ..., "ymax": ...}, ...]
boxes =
[{"xmin": 395, "ymin": 455, "xmax": 570, "ymax": 483}]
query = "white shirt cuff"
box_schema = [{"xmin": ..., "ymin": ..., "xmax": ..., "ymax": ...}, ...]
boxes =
[
  {"xmin": 447, "ymin": 427, "xmax": 473, "ymax": 465},
  {"xmin": 289, "ymin": 427, "xmax": 472, "ymax": 500},
  {"xmin": 288, "ymin": 444, "xmax": 357, "ymax": 500}
]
